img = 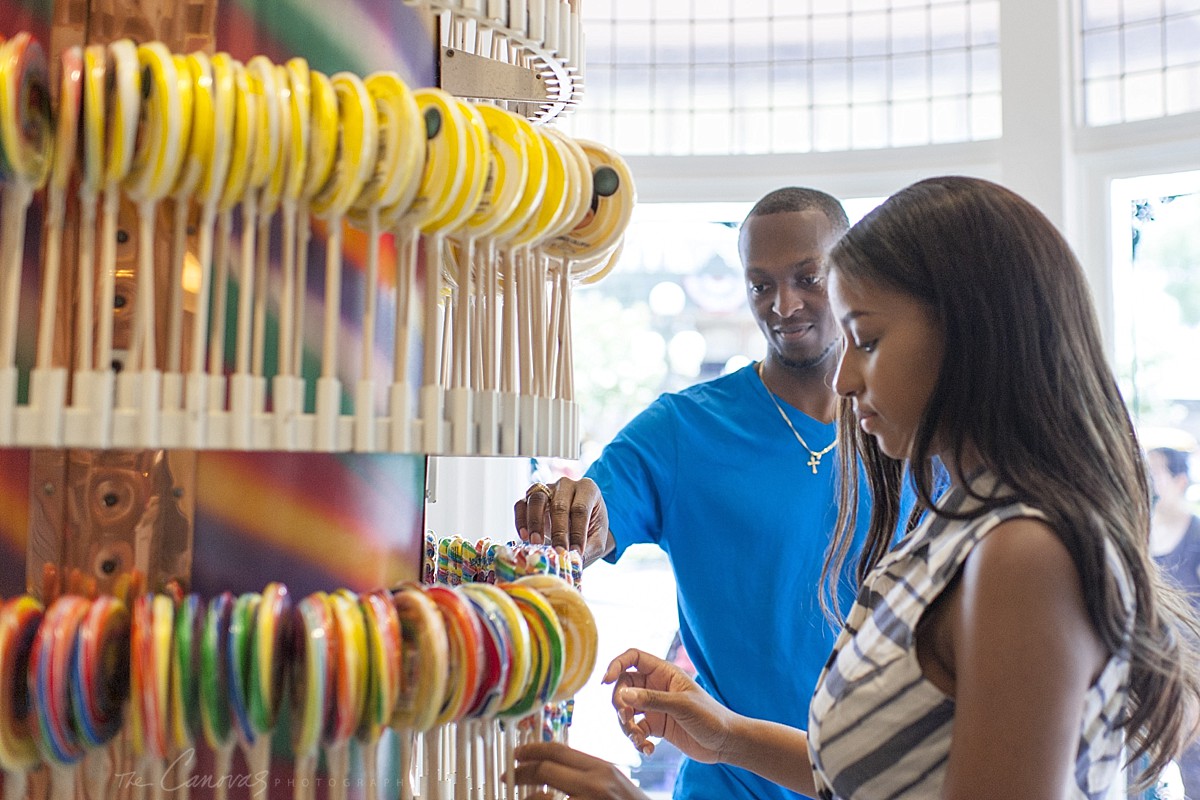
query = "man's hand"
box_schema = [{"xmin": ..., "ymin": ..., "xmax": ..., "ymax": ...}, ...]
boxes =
[
  {"xmin": 512, "ymin": 742, "xmax": 648, "ymax": 800},
  {"xmin": 514, "ymin": 477, "xmax": 612, "ymax": 565}
]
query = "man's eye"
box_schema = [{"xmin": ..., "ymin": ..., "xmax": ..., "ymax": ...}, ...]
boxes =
[{"xmin": 857, "ymin": 339, "xmax": 878, "ymax": 353}]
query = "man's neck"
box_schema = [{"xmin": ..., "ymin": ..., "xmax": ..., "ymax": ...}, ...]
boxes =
[
  {"xmin": 759, "ymin": 356, "xmax": 838, "ymax": 424},
  {"xmin": 1151, "ymin": 501, "xmax": 1193, "ymax": 557}
]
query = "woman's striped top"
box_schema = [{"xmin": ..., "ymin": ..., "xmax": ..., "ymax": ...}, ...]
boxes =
[{"xmin": 808, "ymin": 473, "xmax": 1134, "ymax": 799}]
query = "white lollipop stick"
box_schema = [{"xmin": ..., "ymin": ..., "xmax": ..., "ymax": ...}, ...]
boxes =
[
  {"xmin": 356, "ymin": 205, "xmax": 381, "ymax": 451},
  {"xmin": 0, "ymin": 180, "xmax": 34, "ymax": 443},
  {"xmin": 389, "ymin": 226, "xmax": 419, "ymax": 451}
]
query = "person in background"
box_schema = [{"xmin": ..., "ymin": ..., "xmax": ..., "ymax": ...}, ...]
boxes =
[
  {"xmin": 515, "ymin": 187, "xmax": 920, "ymax": 800},
  {"xmin": 512, "ymin": 176, "xmax": 1200, "ymax": 800},
  {"xmin": 1148, "ymin": 445, "xmax": 1200, "ymax": 797}
]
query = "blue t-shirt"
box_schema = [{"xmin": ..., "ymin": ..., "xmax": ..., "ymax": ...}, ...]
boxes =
[{"xmin": 587, "ymin": 363, "xmax": 906, "ymax": 800}]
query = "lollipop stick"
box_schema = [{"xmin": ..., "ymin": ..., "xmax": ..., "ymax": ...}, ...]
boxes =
[
  {"xmin": 36, "ymin": 189, "xmax": 67, "ymax": 371},
  {"xmin": 3, "ymin": 769, "xmax": 27, "ymax": 800},
  {"xmin": 253, "ymin": 214, "xmax": 272, "ymax": 387},
  {"xmin": 454, "ymin": 723, "xmax": 468, "ymax": 800},
  {"xmin": 294, "ymin": 200, "xmax": 311, "ymax": 379},
  {"xmin": 279, "ymin": 204, "xmax": 297, "ymax": 379},
  {"xmin": 77, "ymin": 194, "xmax": 99, "ymax": 375},
  {"xmin": 501, "ymin": 251, "xmax": 515, "ymax": 395},
  {"xmin": 326, "ymin": 741, "xmax": 349, "ymax": 800},
  {"xmin": 209, "ymin": 211, "xmax": 233, "ymax": 383},
  {"xmin": 248, "ymin": 737, "xmax": 269, "ymax": 800},
  {"xmin": 316, "ymin": 216, "xmax": 344, "ymax": 450},
  {"xmin": 97, "ymin": 186, "xmax": 121, "ymax": 376},
  {"xmin": 356, "ymin": 206, "xmax": 380, "ymax": 452},
  {"xmin": 394, "ymin": 227, "xmax": 417, "ymax": 387},
  {"xmin": 213, "ymin": 743, "xmax": 233, "ymax": 800},
  {"xmin": 399, "ymin": 731, "xmax": 415, "ymax": 800},
  {"xmin": 83, "ymin": 746, "xmax": 111, "ymax": 800},
  {"xmin": 0, "ymin": 182, "xmax": 34, "ymax": 417},
  {"xmin": 166, "ymin": 198, "xmax": 189, "ymax": 376},
  {"xmin": 293, "ymin": 753, "xmax": 315, "ymax": 800},
  {"xmin": 421, "ymin": 233, "xmax": 447, "ymax": 452},
  {"xmin": 47, "ymin": 762, "xmax": 76, "ymax": 800},
  {"xmin": 360, "ymin": 733, "xmax": 379, "ymax": 800}
]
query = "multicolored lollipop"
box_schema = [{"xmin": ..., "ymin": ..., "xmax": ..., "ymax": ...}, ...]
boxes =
[
  {"xmin": 168, "ymin": 594, "xmax": 202, "ymax": 800},
  {"xmin": 289, "ymin": 593, "xmax": 330, "ymax": 800},
  {"xmin": 357, "ymin": 590, "xmax": 400, "ymax": 800},
  {"xmin": 0, "ymin": 32, "xmax": 52, "ymax": 444},
  {"xmin": 0, "ymin": 596, "xmax": 44, "ymax": 800},
  {"xmin": 324, "ymin": 590, "xmax": 367, "ymax": 800},
  {"xmin": 29, "ymin": 596, "xmax": 90, "ymax": 800},
  {"xmin": 200, "ymin": 592, "xmax": 235, "ymax": 800}
]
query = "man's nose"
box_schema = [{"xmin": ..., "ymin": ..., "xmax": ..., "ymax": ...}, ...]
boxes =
[{"xmin": 773, "ymin": 286, "xmax": 806, "ymax": 317}]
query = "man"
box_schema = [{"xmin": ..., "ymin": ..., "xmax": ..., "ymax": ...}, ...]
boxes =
[{"xmin": 516, "ymin": 187, "xmax": 897, "ymax": 800}]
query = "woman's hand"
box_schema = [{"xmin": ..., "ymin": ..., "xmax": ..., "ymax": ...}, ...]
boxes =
[
  {"xmin": 514, "ymin": 477, "xmax": 612, "ymax": 565},
  {"xmin": 512, "ymin": 742, "xmax": 649, "ymax": 800},
  {"xmin": 604, "ymin": 648, "xmax": 737, "ymax": 764}
]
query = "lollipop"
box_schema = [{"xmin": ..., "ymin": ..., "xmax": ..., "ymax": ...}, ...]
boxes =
[
  {"xmin": 183, "ymin": 51, "xmax": 235, "ymax": 448},
  {"xmin": 0, "ymin": 32, "xmax": 52, "ymax": 443},
  {"xmin": 227, "ymin": 57, "xmax": 278, "ymax": 450},
  {"xmin": 246, "ymin": 582, "xmax": 291, "ymax": 798},
  {"xmin": 324, "ymin": 590, "xmax": 367, "ymax": 800},
  {"xmin": 29, "ymin": 45, "xmax": 82, "ymax": 445},
  {"xmin": 67, "ymin": 44, "xmax": 108, "ymax": 441},
  {"xmin": 207, "ymin": 58, "xmax": 257, "ymax": 432},
  {"xmin": 357, "ymin": 591, "xmax": 400, "ymax": 800},
  {"xmin": 120, "ymin": 42, "xmax": 188, "ymax": 446},
  {"xmin": 29, "ymin": 596, "xmax": 90, "ymax": 800},
  {"xmin": 95, "ymin": 39, "xmax": 140, "ymax": 439},
  {"xmin": 512, "ymin": 575, "xmax": 596, "ymax": 701},
  {"xmin": 167, "ymin": 594, "xmax": 201, "ymax": 800},
  {"xmin": 310, "ymin": 72, "xmax": 378, "ymax": 451},
  {"xmin": 227, "ymin": 592, "xmax": 261, "ymax": 768},
  {"xmin": 70, "ymin": 595, "xmax": 130, "ymax": 800},
  {"xmin": 0, "ymin": 596, "xmax": 45, "ymax": 800},
  {"xmin": 164, "ymin": 53, "xmax": 201, "ymax": 414},
  {"xmin": 129, "ymin": 594, "xmax": 175, "ymax": 800},
  {"xmin": 289, "ymin": 593, "xmax": 330, "ymax": 800},
  {"xmin": 346, "ymin": 71, "xmax": 424, "ymax": 452},
  {"xmin": 200, "ymin": 593, "xmax": 235, "ymax": 800},
  {"xmin": 499, "ymin": 583, "xmax": 564, "ymax": 718},
  {"xmin": 391, "ymin": 585, "xmax": 448, "ymax": 800},
  {"xmin": 272, "ymin": 59, "xmax": 313, "ymax": 450}
]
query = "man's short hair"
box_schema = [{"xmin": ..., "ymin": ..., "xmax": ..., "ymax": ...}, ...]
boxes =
[{"xmin": 744, "ymin": 187, "xmax": 850, "ymax": 235}]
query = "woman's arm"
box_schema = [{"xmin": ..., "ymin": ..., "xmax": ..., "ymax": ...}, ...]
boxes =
[
  {"xmin": 607, "ymin": 649, "xmax": 818, "ymax": 797},
  {"xmin": 939, "ymin": 518, "xmax": 1107, "ymax": 800}
]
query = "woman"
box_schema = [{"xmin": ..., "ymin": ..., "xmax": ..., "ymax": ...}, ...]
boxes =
[{"xmin": 514, "ymin": 176, "xmax": 1200, "ymax": 799}]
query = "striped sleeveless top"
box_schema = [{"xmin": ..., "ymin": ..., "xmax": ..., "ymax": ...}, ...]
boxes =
[{"xmin": 808, "ymin": 474, "xmax": 1135, "ymax": 800}]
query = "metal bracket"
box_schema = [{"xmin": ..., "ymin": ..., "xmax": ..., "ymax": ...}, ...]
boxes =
[{"xmin": 440, "ymin": 46, "xmax": 546, "ymax": 103}]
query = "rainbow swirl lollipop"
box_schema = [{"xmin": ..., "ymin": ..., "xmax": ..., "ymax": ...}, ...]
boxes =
[
  {"xmin": 169, "ymin": 594, "xmax": 202, "ymax": 750},
  {"xmin": 499, "ymin": 583, "xmax": 564, "ymax": 718},
  {"xmin": 0, "ymin": 596, "xmax": 45, "ymax": 800},
  {"xmin": 29, "ymin": 596, "xmax": 90, "ymax": 800},
  {"xmin": 200, "ymin": 593, "xmax": 235, "ymax": 800},
  {"xmin": 390, "ymin": 585, "xmax": 448, "ymax": 733},
  {"xmin": 289, "ymin": 593, "xmax": 331, "ymax": 800},
  {"xmin": 227, "ymin": 591, "xmax": 260, "ymax": 746},
  {"xmin": 513, "ymin": 575, "xmax": 597, "ymax": 702},
  {"xmin": 70, "ymin": 595, "xmax": 130, "ymax": 749},
  {"xmin": 357, "ymin": 591, "xmax": 399, "ymax": 800},
  {"xmin": 325, "ymin": 590, "xmax": 367, "ymax": 800},
  {"xmin": 244, "ymin": 582, "xmax": 289, "ymax": 800},
  {"xmin": 426, "ymin": 586, "xmax": 484, "ymax": 728},
  {"xmin": 457, "ymin": 585, "xmax": 511, "ymax": 720}
]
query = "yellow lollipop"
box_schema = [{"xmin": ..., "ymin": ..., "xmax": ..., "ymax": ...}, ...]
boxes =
[
  {"xmin": 71, "ymin": 44, "xmax": 108, "ymax": 389},
  {"xmin": 272, "ymin": 59, "xmax": 312, "ymax": 450},
  {"xmin": 312, "ymin": 71, "xmax": 378, "ymax": 451},
  {"xmin": 166, "ymin": 54, "xmax": 199, "ymax": 398},
  {"xmin": 182, "ymin": 52, "xmax": 235, "ymax": 448},
  {"xmin": 124, "ymin": 41, "xmax": 187, "ymax": 424},
  {"xmin": 539, "ymin": 128, "xmax": 592, "ymax": 243},
  {"xmin": 544, "ymin": 138, "xmax": 636, "ymax": 266}
]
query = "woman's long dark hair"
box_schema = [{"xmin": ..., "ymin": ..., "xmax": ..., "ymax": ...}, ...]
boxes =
[{"xmin": 824, "ymin": 175, "xmax": 1200, "ymax": 784}]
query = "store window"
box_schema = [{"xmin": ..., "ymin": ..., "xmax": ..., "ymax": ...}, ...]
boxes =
[
  {"xmin": 565, "ymin": 0, "xmax": 1001, "ymax": 155},
  {"xmin": 1080, "ymin": 0, "xmax": 1200, "ymax": 125}
]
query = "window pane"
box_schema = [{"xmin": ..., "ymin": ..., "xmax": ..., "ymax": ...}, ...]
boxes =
[
  {"xmin": 612, "ymin": 109, "xmax": 652, "ymax": 152},
  {"xmin": 1124, "ymin": 20, "xmax": 1165, "ymax": 72},
  {"xmin": 692, "ymin": 64, "xmax": 732, "ymax": 110},
  {"xmin": 971, "ymin": 46, "xmax": 1001, "ymax": 94},
  {"xmin": 772, "ymin": 17, "xmax": 810, "ymax": 60},
  {"xmin": 1085, "ymin": 76, "xmax": 1123, "ymax": 125},
  {"xmin": 653, "ymin": 20, "xmax": 691, "ymax": 65},
  {"xmin": 813, "ymin": 60, "xmax": 850, "ymax": 104},
  {"xmin": 613, "ymin": 65, "xmax": 653, "ymax": 108},
  {"xmin": 1165, "ymin": 63, "xmax": 1200, "ymax": 114},
  {"xmin": 1082, "ymin": 0, "xmax": 1121, "ymax": 28},
  {"xmin": 692, "ymin": 110, "xmax": 731, "ymax": 153},
  {"xmin": 611, "ymin": 0, "xmax": 651, "ymax": 21},
  {"xmin": 1084, "ymin": 29, "xmax": 1123, "ymax": 79},
  {"xmin": 930, "ymin": 4, "xmax": 968, "ymax": 50},
  {"xmin": 693, "ymin": 20, "xmax": 731, "ymax": 64},
  {"xmin": 612, "ymin": 20, "xmax": 653, "ymax": 64},
  {"xmin": 891, "ymin": 7, "xmax": 929, "ymax": 54},
  {"xmin": 813, "ymin": 105, "xmax": 851, "ymax": 150},
  {"xmin": 654, "ymin": 110, "xmax": 693, "ymax": 155},
  {"xmin": 655, "ymin": 65, "xmax": 693, "ymax": 110},
  {"xmin": 772, "ymin": 61, "xmax": 811, "ymax": 106},
  {"xmin": 734, "ymin": 18, "xmax": 771, "ymax": 61},
  {"xmin": 931, "ymin": 96, "xmax": 969, "ymax": 141},
  {"xmin": 733, "ymin": 64, "xmax": 773, "ymax": 109},
  {"xmin": 931, "ymin": 49, "xmax": 969, "ymax": 97},
  {"xmin": 813, "ymin": 14, "xmax": 850, "ymax": 59},
  {"xmin": 852, "ymin": 57, "xmax": 889, "ymax": 103},
  {"xmin": 892, "ymin": 53, "xmax": 930, "ymax": 101},
  {"xmin": 733, "ymin": 109, "xmax": 772, "ymax": 153},
  {"xmin": 851, "ymin": 103, "xmax": 888, "ymax": 149},
  {"xmin": 892, "ymin": 99, "xmax": 930, "ymax": 145},
  {"xmin": 851, "ymin": 11, "xmax": 889, "ymax": 57},
  {"xmin": 969, "ymin": 1, "xmax": 999, "ymax": 46},
  {"xmin": 771, "ymin": 107, "xmax": 812, "ymax": 152},
  {"xmin": 1165, "ymin": 15, "xmax": 1200, "ymax": 68},
  {"xmin": 1124, "ymin": 70, "xmax": 1165, "ymax": 120},
  {"xmin": 692, "ymin": 0, "xmax": 732, "ymax": 20},
  {"xmin": 1123, "ymin": 0, "xmax": 1163, "ymax": 23},
  {"xmin": 970, "ymin": 92, "xmax": 1002, "ymax": 139}
]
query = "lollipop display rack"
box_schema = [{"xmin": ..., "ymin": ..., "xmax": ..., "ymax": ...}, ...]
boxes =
[
  {"xmin": 0, "ymin": 558, "xmax": 598, "ymax": 800},
  {"xmin": 0, "ymin": 26, "xmax": 633, "ymax": 459},
  {"xmin": 0, "ymin": 0, "xmax": 623, "ymax": 797}
]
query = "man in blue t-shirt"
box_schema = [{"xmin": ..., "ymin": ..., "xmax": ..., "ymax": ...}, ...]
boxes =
[{"xmin": 516, "ymin": 187, "xmax": 889, "ymax": 800}]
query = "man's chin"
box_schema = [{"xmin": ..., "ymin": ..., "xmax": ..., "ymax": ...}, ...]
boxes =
[{"xmin": 774, "ymin": 340, "xmax": 838, "ymax": 372}]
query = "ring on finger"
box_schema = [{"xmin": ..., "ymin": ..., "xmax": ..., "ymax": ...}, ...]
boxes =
[{"xmin": 526, "ymin": 482, "xmax": 552, "ymax": 501}]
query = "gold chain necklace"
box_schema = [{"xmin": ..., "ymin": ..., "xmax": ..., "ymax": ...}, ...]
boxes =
[{"xmin": 757, "ymin": 361, "xmax": 836, "ymax": 474}]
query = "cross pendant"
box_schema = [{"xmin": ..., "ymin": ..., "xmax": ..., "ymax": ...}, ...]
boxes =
[{"xmin": 808, "ymin": 453, "xmax": 821, "ymax": 473}]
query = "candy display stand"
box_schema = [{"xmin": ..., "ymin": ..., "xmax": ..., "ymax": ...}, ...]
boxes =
[{"xmin": 0, "ymin": 0, "xmax": 619, "ymax": 798}]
